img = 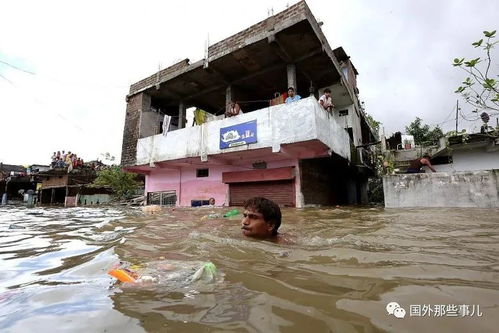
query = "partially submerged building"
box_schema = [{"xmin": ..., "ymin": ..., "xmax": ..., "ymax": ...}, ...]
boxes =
[
  {"xmin": 383, "ymin": 132, "xmax": 499, "ymax": 208},
  {"xmin": 121, "ymin": 1, "xmax": 376, "ymax": 207},
  {"xmin": 0, "ymin": 163, "xmax": 37, "ymax": 203},
  {"xmin": 37, "ymin": 169, "xmax": 112, "ymax": 206}
]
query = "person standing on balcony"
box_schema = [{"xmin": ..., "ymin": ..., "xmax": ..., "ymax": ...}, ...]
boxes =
[
  {"xmin": 319, "ymin": 88, "xmax": 334, "ymax": 112},
  {"xmin": 406, "ymin": 154, "xmax": 436, "ymax": 173},
  {"xmin": 285, "ymin": 87, "xmax": 301, "ymax": 104},
  {"xmin": 225, "ymin": 101, "xmax": 243, "ymax": 118}
]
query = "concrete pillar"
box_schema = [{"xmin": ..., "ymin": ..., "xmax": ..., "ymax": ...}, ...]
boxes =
[
  {"xmin": 178, "ymin": 101, "xmax": 186, "ymax": 129},
  {"xmin": 346, "ymin": 179, "xmax": 357, "ymax": 204},
  {"xmin": 50, "ymin": 188, "xmax": 55, "ymax": 205},
  {"xmin": 287, "ymin": 64, "xmax": 297, "ymax": 90},
  {"xmin": 1, "ymin": 181, "xmax": 8, "ymax": 205},
  {"xmin": 359, "ymin": 179, "xmax": 369, "ymax": 204},
  {"xmin": 225, "ymin": 85, "xmax": 234, "ymax": 108}
]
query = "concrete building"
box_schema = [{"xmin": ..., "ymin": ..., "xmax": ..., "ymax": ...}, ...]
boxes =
[
  {"xmin": 121, "ymin": 1, "xmax": 376, "ymax": 207},
  {"xmin": 0, "ymin": 163, "xmax": 37, "ymax": 203},
  {"xmin": 37, "ymin": 169, "xmax": 112, "ymax": 206},
  {"xmin": 383, "ymin": 132, "xmax": 499, "ymax": 208}
]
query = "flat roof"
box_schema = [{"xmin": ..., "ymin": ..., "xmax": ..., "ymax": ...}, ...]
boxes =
[{"xmin": 127, "ymin": 1, "xmax": 352, "ymax": 114}]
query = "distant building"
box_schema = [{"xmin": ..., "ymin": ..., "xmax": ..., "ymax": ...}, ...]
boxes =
[
  {"xmin": 383, "ymin": 132, "xmax": 499, "ymax": 208},
  {"xmin": 0, "ymin": 163, "xmax": 37, "ymax": 203},
  {"xmin": 121, "ymin": 1, "xmax": 376, "ymax": 207},
  {"xmin": 37, "ymin": 169, "xmax": 112, "ymax": 206},
  {"xmin": 432, "ymin": 133, "xmax": 499, "ymax": 172}
]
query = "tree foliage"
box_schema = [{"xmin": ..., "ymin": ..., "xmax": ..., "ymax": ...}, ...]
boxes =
[
  {"xmin": 365, "ymin": 113, "xmax": 380, "ymax": 135},
  {"xmin": 405, "ymin": 117, "xmax": 443, "ymax": 145},
  {"xmin": 93, "ymin": 165, "xmax": 139, "ymax": 199},
  {"xmin": 453, "ymin": 30, "xmax": 498, "ymax": 112}
]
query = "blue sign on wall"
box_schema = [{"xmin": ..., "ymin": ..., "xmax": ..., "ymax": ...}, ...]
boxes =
[{"xmin": 220, "ymin": 120, "xmax": 257, "ymax": 149}]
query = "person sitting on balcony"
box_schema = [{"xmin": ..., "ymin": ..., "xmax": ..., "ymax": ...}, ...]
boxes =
[
  {"xmin": 285, "ymin": 87, "xmax": 301, "ymax": 104},
  {"xmin": 406, "ymin": 154, "xmax": 436, "ymax": 173},
  {"xmin": 241, "ymin": 197, "xmax": 281, "ymax": 239},
  {"xmin": 319, "ymin": 88, "xmax": 334, "ymax": 112},
  {"xmin": 225, "ymin": 101, "xmax": 243, "ymax": 118}
]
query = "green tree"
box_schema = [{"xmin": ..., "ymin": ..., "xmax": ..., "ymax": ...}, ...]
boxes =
[
  {"xmin": 93, "ymin": 165, "xmax": 139, "ymax": 199},
  {"xmin": 405, "ymin": 117, "xmax": 443, "ymax": 145},
  {"xmin": 365, "ymin": 113, "xmax": 380, "ymax": 135},
  {"xmin": 453, "ymin": 30, "xmax": 498, "ymax": 112}
]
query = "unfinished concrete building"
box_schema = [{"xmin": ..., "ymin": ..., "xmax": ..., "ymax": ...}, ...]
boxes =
[{"xmin": 121, "ymin": 1, "xmax": 376, "ymax": 207}]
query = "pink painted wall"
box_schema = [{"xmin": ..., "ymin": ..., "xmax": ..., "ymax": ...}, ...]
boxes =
[{"xmin": 145, "ymin": 158, "xmax": 301, "ymax": 207}]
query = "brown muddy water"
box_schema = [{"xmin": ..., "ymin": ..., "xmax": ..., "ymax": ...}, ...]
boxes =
[{"xmin": 1, "ymin": 205, "xmax": 498, "ymax": 333}]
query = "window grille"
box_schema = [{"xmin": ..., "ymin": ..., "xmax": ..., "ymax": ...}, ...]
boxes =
[{"xmin": 147, "ymin": 191, "xmax": 176, "ymax": 206}]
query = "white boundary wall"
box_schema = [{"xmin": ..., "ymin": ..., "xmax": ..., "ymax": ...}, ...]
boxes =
[{"xmin": 383, "ymin": 170, "xmax": 499, "ymax": 208}]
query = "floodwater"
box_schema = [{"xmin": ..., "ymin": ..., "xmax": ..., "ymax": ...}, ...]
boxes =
[{"xmin": 1, "ymin": 205, "xmax": 498, "ymax": 333}]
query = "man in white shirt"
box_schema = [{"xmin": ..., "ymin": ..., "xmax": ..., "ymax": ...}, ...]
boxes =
[{"xmin": 319, "ymin": 88, "xmax": 334, "ymax": 112}]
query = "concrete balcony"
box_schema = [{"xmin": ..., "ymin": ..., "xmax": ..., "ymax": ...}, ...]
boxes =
[{"xmin": 135, "ymin": 97, "xmax": 351, "ymax": 166}]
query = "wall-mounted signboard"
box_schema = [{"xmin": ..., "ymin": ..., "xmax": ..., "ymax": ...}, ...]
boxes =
[{"xmin": 220, "ymin": 120, "xmax": 257, "ymax": 149}]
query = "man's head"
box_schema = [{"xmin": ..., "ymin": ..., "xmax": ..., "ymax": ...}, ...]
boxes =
[
  {"xmin": 324, "ymin": 88, "xmax": 331, "ymax": 97},
  {"xmin": 287, "ymin": 87, "xmax": 295, "ymax": 98},
  {"xmin": 241, "ymin": 197, "xmax": 281, "ymax": 238},
  {"xmin": 422, "ymin": 154, "xmax": 431, "ymax": 160}
]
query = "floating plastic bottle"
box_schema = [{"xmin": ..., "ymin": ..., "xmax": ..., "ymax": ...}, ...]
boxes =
[
  {"xmin": 191, "ymin": 262, "xmax": 218, "ymax": 282},
  {"xmin": 108, "ymin": 269, "xmax": 137, "ymax": 283},
  {"xmin": 223, "ymin": 209, "xmax": 240, "ymax": 217}
]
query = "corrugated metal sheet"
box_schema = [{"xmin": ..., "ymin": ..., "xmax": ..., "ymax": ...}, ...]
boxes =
[{"xmin": 229, "ymin": 180, "xmax": 295, "ymax": 207}]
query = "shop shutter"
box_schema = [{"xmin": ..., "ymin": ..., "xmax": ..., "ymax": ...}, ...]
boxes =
[{"xmin": 229, "ymin": 180, "xmax": 295, "ymax": 207}]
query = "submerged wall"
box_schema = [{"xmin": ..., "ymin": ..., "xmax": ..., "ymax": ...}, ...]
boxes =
[{"xmin": 383, "ymin": 170, "xmax": 499, "ymax": 208}]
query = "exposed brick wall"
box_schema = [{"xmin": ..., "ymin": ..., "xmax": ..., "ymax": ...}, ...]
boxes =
[
  {"xmin": 300, "ymin": 158, "xmax": 334, "ymax": 205},
  {"xmin": 208, "ymin": 1, "xmax": 307, "ymax": 61},
  {"xmin": 345, "ymin": 60, "xmax": 357, "ymax": 92},
  {"xmin": 129, "ymin": 59, "xmax": 190, "ymax": 95},
  {"xmin": 127, "ymin": 2, "xmax": 311, "ymax": 97},
  {"xmin": 42, "ymin": 174, "xmax": 69, "ymax": 188},
  {"xmin": 121, "ymin": 93, "xmax": 151, "ymax": 166},
  {"xmin": 300, "ymin": 157, "xmax": 351, "ymax": 205}
]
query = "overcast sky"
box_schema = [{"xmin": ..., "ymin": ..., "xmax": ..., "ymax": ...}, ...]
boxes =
[{"xmin": 1, "ymin": 0, "xmax": 498, "ymax": 165}]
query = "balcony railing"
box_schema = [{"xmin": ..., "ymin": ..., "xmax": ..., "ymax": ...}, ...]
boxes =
[{"xmin": 135, "ymin": 97, "xmax": 351, "ymax": 165}]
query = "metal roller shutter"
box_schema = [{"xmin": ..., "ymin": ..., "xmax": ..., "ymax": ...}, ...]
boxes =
[{"xmin": 229, "ymin": 180, "xmax": 295, "ymax": 207}]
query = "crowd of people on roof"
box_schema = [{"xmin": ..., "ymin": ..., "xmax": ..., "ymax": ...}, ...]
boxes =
[
  {"xmin": 50, "ymin": 151, "xmax": 85, "ymax": 171},
  {"xmin": 50, "ymin": 151, "xmax": 108, "ymax": 172}
]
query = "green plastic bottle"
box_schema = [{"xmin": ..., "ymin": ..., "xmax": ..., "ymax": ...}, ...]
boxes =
[{"xmin": 223, "ymin": 209, "xmax": 240, "ymax": 217}]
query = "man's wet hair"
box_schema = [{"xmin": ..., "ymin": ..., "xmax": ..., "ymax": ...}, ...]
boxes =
[
  {"xmin": 288, "ymin": 87, "xmax": 295, "ymax": 91},
  {"xmin": 244, "ymin": 197, "xmax": 281, "ymax": 236},
  {"xmin": 423, "ymin": 154, "xmax": 431, "ymax": 159},
  {"xmin": 324, "ymin": 88, "xmax": 331, "ymax": 93}
]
